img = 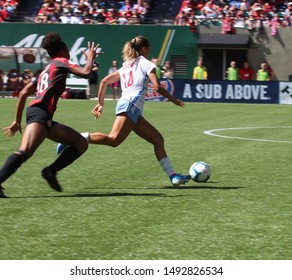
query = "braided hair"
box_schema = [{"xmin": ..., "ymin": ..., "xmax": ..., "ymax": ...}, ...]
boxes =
[{"xmin": 41, "ymin": 32, "xmax": 67, "ymax": 58}]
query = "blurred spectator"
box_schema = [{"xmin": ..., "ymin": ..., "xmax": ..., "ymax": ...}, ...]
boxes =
[
  {"xmin": 245, "ymin": 13, "xmax": 257, "ymax": 30},
  {"xmin": 233, "ymin": 8, "xmax": 246, "ymax": 28},
  {"xmin": 71, "ymin": 0, "xmax": 80, "ymax": 6},
  {"xmin": 256, "ymin": 62, "xmax": 270, "ymax": 81},
  {"xmin": 250, "ymin": 2, "xmax": 263, "ymax": 20},
  {"xmin": 133, "ymin": 0, "xmax": 148, "ymax": 22},
  {"xmin": 151, "ymin": 57, "xmax": 161, "ymax": 78},
  {"xmin": 55, "ymin": 2, "xmax": 64, "ymax": 15},
  {"xmin": 70, "ymin": 8, "xmax": 83, "ymax": 24},
  {"xmin": 45, "ymin": 0, "xmax": 58, "ymax": 23},
  {"xmin": 262, "ymin": 2, "xmax": 274, "ymax": 17},
  {"xmin": 83, "ymin": 9, "xmax": 93, "ymax": 23},
  {"xmin": 77, "ymin": 0, "xmax": 90, "ymax": 13},
  {"xmin": 226, "ymin": 60, "xmax": 239, "ymax": 80},
  {"xmin": 59, "ymin": 9, "xmax": 71, "ymax": 23},
  {"xmin": 264, "ymin": 60, "xmax": 274, "ymax": 80},
  {"xmin": 4, "ymin": 0, "xmax": 18, "ymax": 10},
  {"xmin": 120, "ymin": 0, "xmax": 133, "ymax": 11},
  {"xmin": 54, "ymin": 0, "xmax": 64, "ymax": 16},
  {"xmin": 0, "ymin": 2, "xmax": 15, "ymax": 21},
  {"xmin": 179, "ymin": 0, "xmax": 196, "ymax": 14},
  {"xmin": 108, "ymin": 60, "xmax": 120, "ymax": 100},
  {"xmin": 202, "ymin": 1, "xmax": 218, "ymax": 19},
  {"xmin": 34, "ymin": 4, "xmax": 48, "ymax": 23},
  {"xmin": 240, "ymin": 0, "xmax": 249, "ymax": 11},
  {"xmin": 117, "ymin": 10, "xmax": 129, "ymax": 24},
  {"xmin": 174, "ymin": 10, "xmax": 188, "ymax": 25},
  {"xmin": 87, "ymin": 61, "xmax": 99, "ymax": 98},
  {"xmin": 6, "ymin": 68, "xmax": 20, "ymax": 91},
  {"xmin": 0, "ymin": 68, "xmax": 4, "ymax": 90},
  {"xmin": 89, "ymin": 2, "xmax": 99, "ymax": 22},
  {"xmin": 117, "ymin": 5, "xmax": 134, "ymax": 24},
  {"xmin": 284, "ymin": 2, "xmax": 292, "ymax": 26},
  {"xmin": 239, "ymin": 62, "xmax": 254, "ymax": 80},
  {"xmin": 221, "ymin": 12, "xmax": 236, "ymax": 34},
  {"xmin": 94, "ymin": 8, "xmax": 106, "ymax": 23},
  {"xmin": 192, "ymin": 59, "xmax": 208, "ymax": 80},
  {"xmin": 105, "ymin": 8, "xmax": 118, "ymax": 24},
  {"xmin": 47, "ymin": 12, "xmax": 59, "ymax": 23},
  {"xmin": 229, "ymin": 0, "xmax": 241, "ymax": 10},
  {"xmin": 20, "ymin": 69, "xmax": 33, "ymax": 90},
  {"xmin": 161, "ymin": 60, "xmax": 174, "ymax": 79},
  {"xmin": 270, "ymin": 13, "xmax": 280, "ymax": 36},
  {"xmin": 187, "ymin": 13, "xmax": 198, "ymax": 32},
  {"xmin": 128, "ymin": 8, "xmax": 141, "ymax": 24}
]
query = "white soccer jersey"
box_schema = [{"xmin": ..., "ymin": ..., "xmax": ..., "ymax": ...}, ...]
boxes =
[{"xmin": 118, "ymin": 55, "xmax": 156, "ymax": 114}]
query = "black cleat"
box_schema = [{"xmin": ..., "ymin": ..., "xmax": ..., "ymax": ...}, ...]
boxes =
[
  {"xmin": 41, "ymin": 168, "xmax": 62, "ymax": 192},
  {"xmin": 0, "ymin": 185, "xmax": 8, "ymax": 198}
]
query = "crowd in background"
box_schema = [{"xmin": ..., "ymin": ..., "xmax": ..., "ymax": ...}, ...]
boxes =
[
  {"xmin": 0, "ymin": 0, "xmax": 19, "ymax": 22},
  {"xmin": 34, "ymin": 0, "xmax": 151, "ymax": 24},
  {"xmin": 1, "ymin": 0, "xmax": 291, "ymax": 94},
  {"xmin": 174, "ymin": 0, "xmax": 292, "ymax": 35},
  {"xmin": 192, "ymin": 58, "xmax": 274, "ymax": 81},
  {"xmin": 31, "ymin": 0, "xmax": 292, "ymax": 30},
  {"xmin": 0, "ymin": 68, "xmax": 37, "ymax": 95},
  {"xmin": 2, "ymin": 0, "xmax": 292, "ymax": 32}
]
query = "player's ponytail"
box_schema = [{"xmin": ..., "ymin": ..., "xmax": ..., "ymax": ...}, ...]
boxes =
[{"xmin": 122, "ymin": 36, "xmax": 150, "ymax": 63}]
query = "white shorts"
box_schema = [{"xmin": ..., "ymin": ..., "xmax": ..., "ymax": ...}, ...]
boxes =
[{"xmin": 116, "ymin": 99, "xmax": 142, "ymax": 123}]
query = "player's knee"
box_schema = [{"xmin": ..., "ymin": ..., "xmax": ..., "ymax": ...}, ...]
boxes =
[
  {"xmin": 159, "ymin": 134, "xmax": 164, "ymax": 145},
  {"xmin": 109, "ymin": 141, "xmax": 121, "ymax": 148},
  {"xmin": 76, "ymin": 137, "xmax": 88, "ymax": 154},
  {"xmin": 108, "ymin": 136, "xmax": 121, "ymax": 147}
]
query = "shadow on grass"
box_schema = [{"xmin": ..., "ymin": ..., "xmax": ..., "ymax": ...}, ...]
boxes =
[
  {"xmin": 9, "ymin": 192, "xmax": 185, "ymax": 199},
  {"xmin": 5, "ymin": 183, "xmax": 244, "ymax": 199},
  {"xmin": 163, "ymin": 185, "xmax": 245, "ymax": 190},
  {"xmin": 83, "ymin": 181, "xmax": 244, "ymax": 191}
]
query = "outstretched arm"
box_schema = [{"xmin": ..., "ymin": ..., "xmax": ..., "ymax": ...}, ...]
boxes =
[
  {"xmin": 3, "ymin": 82, "xmax": 36, "ymax": 137},
  {"xmin": 148, "ymin": 69, "xmax": 185, "ymax": 107},
  {"xmin": 72, "ymin": 42, "xmax": 103, "ymax": 79},
  {"xmin": 92, "ymin": 71, "xmax": 120, "ymax": 119}
]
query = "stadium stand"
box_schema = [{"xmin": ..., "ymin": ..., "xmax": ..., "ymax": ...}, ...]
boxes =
[{"xmin": 2, "ymin": 0, "xmax": 291, "ymax": 30}]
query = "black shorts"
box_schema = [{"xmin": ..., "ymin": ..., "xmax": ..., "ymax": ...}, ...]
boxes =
[{"xmin": 26, "ymin": 106, "xmax": 58, "ymax": 129}]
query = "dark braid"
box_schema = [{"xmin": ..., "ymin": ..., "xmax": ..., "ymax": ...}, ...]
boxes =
[{"xmin": 41, "ymin": 32, "xmax": 67, "ymax": 57}]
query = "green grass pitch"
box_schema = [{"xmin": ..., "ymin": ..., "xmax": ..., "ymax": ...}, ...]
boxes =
[{"xmin": 0, "ymin": 98, "xmax": 291, "ymax": 260}]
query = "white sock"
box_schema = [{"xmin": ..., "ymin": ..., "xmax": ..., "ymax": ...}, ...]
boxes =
[
  {"xmin": 159, "ymin": 157, "xmax": 176, "ymax": 177},
  {"xmin": 81, "ymin": 132, "xmax": 89, "ymax": 142}
]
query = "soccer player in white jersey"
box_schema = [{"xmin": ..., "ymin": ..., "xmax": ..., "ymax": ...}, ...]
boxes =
[{"xmin": 57, "ymin": 36, "xmax": 190, "ymax": 186}]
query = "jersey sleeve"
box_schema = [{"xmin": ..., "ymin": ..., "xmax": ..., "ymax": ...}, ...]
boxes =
[
  {"xmin": 147, "ymin": 61, "xmax": 157, "ymax": 76},
  {"xmin": 141, "ymin": 57, "xmax": 156, "ymax": 76},
  {"xmin": 55, "ymin": 58, "xmax": 79, "ymax": 73}
]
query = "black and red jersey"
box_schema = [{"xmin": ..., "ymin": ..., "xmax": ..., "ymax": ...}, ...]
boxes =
[{"xmin": 29, "ymin": 57, "xmax": 78, "ymax": 115}]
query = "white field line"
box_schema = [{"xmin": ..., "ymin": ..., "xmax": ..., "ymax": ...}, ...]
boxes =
[{"xmin": 204, "ymin": 126, "xmax": 292, "ymax": 144}]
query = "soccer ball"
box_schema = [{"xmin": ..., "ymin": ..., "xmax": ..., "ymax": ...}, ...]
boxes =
[{"xmin": 189, "ymin": 161, "xmax": 211, "ymax": 182}]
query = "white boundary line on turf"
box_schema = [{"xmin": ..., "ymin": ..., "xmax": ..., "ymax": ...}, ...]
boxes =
[{"xmin": 204, "ymin": 126, "xmax": 292, "ymax": 144}]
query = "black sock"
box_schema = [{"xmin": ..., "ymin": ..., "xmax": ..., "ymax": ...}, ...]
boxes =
[
  {"xmin": 48, "ymin": 146, "xmax": 82, "ymax": 173},
  {"xmin": 0, "ymin": 153, "xmax": 25, "ymax": 183}
]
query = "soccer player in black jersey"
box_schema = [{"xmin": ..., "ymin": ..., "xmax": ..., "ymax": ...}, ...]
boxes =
[{"xmin": 0, "ymin": 32, "xmax": 100, "ymax": 198}]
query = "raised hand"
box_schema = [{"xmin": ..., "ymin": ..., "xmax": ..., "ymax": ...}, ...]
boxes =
[{"xmin": 82, "ymin": 42, "xmax": 104, "ymax": 60}]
